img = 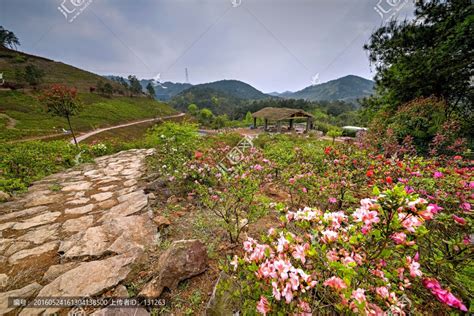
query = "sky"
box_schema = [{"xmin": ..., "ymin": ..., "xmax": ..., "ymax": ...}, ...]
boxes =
[{"xmin": 1, "ymin": 0, "xmax": 415, "ymax": 93}]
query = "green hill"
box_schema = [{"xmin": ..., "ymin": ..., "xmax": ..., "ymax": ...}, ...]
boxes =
[
  {"xmin": 169, "ymin": 79, "xmax": 274, "ymax": 118},
  {"xmin": 0, "ymin": 48, "xmax": 176, "ymax": 142},
  {"xmin": 139, "ymin": 80, "xmax": 192, "ymax": 101},
  {"xmin": 285, "ymin": 75, "xmax": 374, "ymax": 104}
]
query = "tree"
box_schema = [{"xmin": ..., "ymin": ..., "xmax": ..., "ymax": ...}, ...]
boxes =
[
  {"xmin": 364, "ymin": 0, "xmax": 473, "ymax": 116},
  {"xmin": 22, "ymin": 65, "xmax": 44, "ymax": 86},
  {"xmin": 327, "ymin": 128, "xmax": 342, "ymax": 144},
  {"xmin": 187, "ymin": 103, "xmax": 198, "ymax": 116},
  {"xmin": 128, "ymin": 75, "xmax": 142, "ymax": 96},
  {"xmin": 0, "ymin": 26, "xmax": 20, "ymax": 50},
  {"xmin": 146, "ymin": 82, "xmax": 155, "ymax": 98},
  {"xmin": 199, "ymin": 108, "xmax": 214, "ymax": 126},
  {"xmin": 41, "ymin": 84, "xmax": 81, "ymax": 146}
]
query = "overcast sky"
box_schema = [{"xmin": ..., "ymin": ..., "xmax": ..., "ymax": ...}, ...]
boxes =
[{"xmin": 1, "ymin": 0, "xmax": 415, "ymax": 92}]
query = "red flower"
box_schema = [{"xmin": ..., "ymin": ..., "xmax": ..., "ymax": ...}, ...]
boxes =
[
  {"xmin": 366, "ymin": 170, "xmax": 374, "ymax": 177},
  {"xmin": 194, "ymin": 151, "xmax": 203, "ymax": 159},
  {"xmin": 452, "ymin": 215, "xmax": 466, "ymax": 225},
  {"xmin": 324, "ymin": 147, "xmax": 332, "ymax": 155},
  {"xmin": 385, "ymin": 176, "xmax": 393, "ymax": 184}
]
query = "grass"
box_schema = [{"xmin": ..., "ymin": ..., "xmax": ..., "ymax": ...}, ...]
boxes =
[{"xmin": 0, "ymin": 90, "xmax": 176, "ymax": 141}]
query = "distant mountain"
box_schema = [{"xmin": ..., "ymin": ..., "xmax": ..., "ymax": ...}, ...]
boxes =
[
  {"xmin": 282, "ymin": 75, "xmax": 374, "ymax": 104},
  {"xmin": 169, "ymin": 79, "xmax": 274, "ymax": 118},
  {"xmin": 139, "ymin": 80, "xmax": 192, "ymax": 101}
]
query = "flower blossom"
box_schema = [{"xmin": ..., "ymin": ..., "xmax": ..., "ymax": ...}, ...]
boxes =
[
  {"xmin": 452, "ymin": 215, "xmax": 466, "ymax": 225},
  {"xmin": 351, "ymin": 288, "xmax": 367, "ymax": 304},
  {"xmin": 256, "ymin": 296, "xmax": 271, "ymax": 315},
  {"xmin": 292, "ymin": 243, "xmax": 309, "ymax": 264},
  {"xmin": 391, "ymin": 232, "xmax": 407, "ymax": 245},
  {"xmin": 422, "ymin": 278, "xmax": 467, "ymax": 311},
  {"xmin": 323, "ymin": 276, "xmax": 347, "ymax": 290},
  {"xmin": 406, "ymin": 256, "xmax": 422, "ymax": 278},
  {"xmin": 321, "ymin": 230, "xmax": 338, "ymax": 243}
]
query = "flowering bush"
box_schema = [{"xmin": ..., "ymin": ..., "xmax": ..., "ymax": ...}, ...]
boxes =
[{"xmin": 230, "ymin": 185, "xmax": 470, "ymax": 314}]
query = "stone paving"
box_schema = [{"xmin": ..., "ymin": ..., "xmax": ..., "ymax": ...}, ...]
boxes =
[{"xmin": 0, "ymin": 148, "xmax": 157, "ymax": 315}]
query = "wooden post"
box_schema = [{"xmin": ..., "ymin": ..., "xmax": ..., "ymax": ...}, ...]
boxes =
[
  {"xmin": 277, "ymin": 121, "xmax": 282, "ymax": 133},
  {"xmin": 306, "ymin": 117, "xmax": 310, "ymax": 132},
  {"xmin": 253, "ymin": 117, "xmax": 257, "ymax": 129},
  {"xmin": 264, "ymin": 118, "xmax": 268, "ymax": 131},
  {"xmin": 289, "ymin": 119, "xmax": 294, "ymax": 130}
]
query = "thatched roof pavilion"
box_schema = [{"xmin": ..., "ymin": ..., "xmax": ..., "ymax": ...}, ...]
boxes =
[{"xmin": 251, "ymin": 107, "xmax": 314, "ymax": 132}]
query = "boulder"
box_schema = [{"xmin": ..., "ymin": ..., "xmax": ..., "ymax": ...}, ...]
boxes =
[
  {"xmin": 0, "ymin": 283, "xmax": 42, "ymax": 314},
  {"xmin": 139, "ymin": 239, "xmax": 207, "ymax": 297}
]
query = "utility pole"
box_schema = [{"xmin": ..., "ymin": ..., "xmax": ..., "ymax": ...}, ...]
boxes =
[{"xmin": 185, "ymin": 68, "xmax": 189, "ymax": 83}]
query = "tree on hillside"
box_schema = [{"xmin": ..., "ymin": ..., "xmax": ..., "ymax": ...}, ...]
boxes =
[
  {"xmin": 199, "ymin": 108, "xmax": 214, "ymax": 126},
  {"xmin": 128, "ymin": 75, "xmax": 142, "ymax": 97},
  {"xmin": 0, "ymin": 26, "xmax": 20, "ymax": 50},
  {"xmin": 146, "ymin": 82, "xmax": 155, "ymax": 98},
  {"xmin": 364, "ymin": 0, "xmax": 473, "ymax": 116},
  {"xmin": 187, "ymin": 103, "xmax": 198, "ymax": 116},
  {"xmin": 41, "ymin": 84, "xmax": 81, "ymax": 146},
  {"xmin": 24, "ymin": 65, "xmax": 44, "ymax": 87}
]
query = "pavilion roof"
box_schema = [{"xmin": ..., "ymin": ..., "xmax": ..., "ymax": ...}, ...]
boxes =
[{"xmin": 251, "ymin": 107, "xmax": 314, "ymax": 121}]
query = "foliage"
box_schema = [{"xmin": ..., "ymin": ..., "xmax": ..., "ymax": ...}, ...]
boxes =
[
  {"xmin": 0, "ymin": 26, "xmax": 20, "ymax": 49},
  {"xmin": 0, "ymin": 140, "xmax": 83, "ymax": 193},
  {"xmin": 327, "ymin": 128, "xmax": 342, "ymax": 143},
  {"xmin": 127, "ymin": 75, "xmax": 143, "ymax": 96},
  {"xmin": 231, "ymin": 186, "xmax": 470, "ymax": 314},
  {"xmin": 15, "ymin": 65, "xmax": 44, "ymax": 86},
  {"xmin": 40, "ymin": 84, "xmax": 81, "ymax": 145},
  {"xmin": 363, "ymin": 0, "xmax": 473, "ymax": 147},
  {"xmin": 146, "ymin": 82, "xmax": 155, "ymax": 98}
]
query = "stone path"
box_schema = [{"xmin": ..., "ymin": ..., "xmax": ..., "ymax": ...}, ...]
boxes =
[{"xmin": 0, "ymin": 148, "xmax": 157, "ymax": 315}]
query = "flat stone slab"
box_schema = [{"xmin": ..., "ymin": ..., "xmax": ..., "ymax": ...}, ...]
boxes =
[
  {"xmin": 64, "ymin": 204, "xmax": 94, "ymax": 215},
  {"xmin": 0, "ymin": 283, "xmax": 42, "ymax": 314},
  {"xmin": 62, "ymin": 216, "xmax": 94, "ymax": 233},
  {"xmin": 91, "ymin": 192, "xmax": 113, "ymax": 202},
  {"xmin": 12, "ymin": 212, "xmax": 61, "ymax": 230},
  {"xmin": 18, "ymin": 224, "xmax": 60, "ymax": 244},
  {"xmin": 61, "ymin": 181, "xmax": 92, "ymax": 192},
  {"xmin": 8, "ymin": 241, "xmax": 58, "ymax": 264}
]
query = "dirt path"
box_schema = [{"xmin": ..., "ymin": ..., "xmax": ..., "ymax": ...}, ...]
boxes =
[
  {"xmin": 72, "ymin": 113, "xmax": 185, "ymax": 144},
  {"xmin": 0, "ymin": 113, "xmax": 17, "ymax": 129}
]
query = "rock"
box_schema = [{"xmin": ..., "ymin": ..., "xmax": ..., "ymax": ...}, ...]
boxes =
[
  {"xmin": 0, "ymin": 191, "xmax": 10, "ymax": 202},
  {"xmin": 0, "ymin": 283, "xmax": 42, "ymax": 314},
  {"xmin": 91, "ymin": 192, "xmax": 113, "ymax": 202},
  {"xmin": 112, "ymin": 285, "xmax": 129, "ymax": 297},
  {"xmin": 98, "ymin": 185, "xmax": 117, "ymax": 192},
  {"xmin": 62, "ymin": 215, "xmax": 94, "ymax": 233},
  {"xmin": 152, "ymin": 216, "xmax": 171, "ymax": 229},
  {"xmin": 12, "ymin": 212, "xmax": 61, "ymax": 230},
  {"xmin": 123, "ymin": 179, "xmax": 137, "ymax": 187},
  {"xmin": 0, "ymin": 274, "xmax": 8, "ymax": 288},
  {"xmin": 33, "ymin": 254, "xmax": 137, "ymax": 314},
  {"xmin": 8, "ymin": 241, "xmax": 58, "ymax": 264},
  {"xmin": 144, "ymin": 178, "xmax": 168, "ymax": 194},
  {"xmin": 42, "ymin": 262, "xmax": 79, "ymax": 282},
  {"xmin": 4, "ymin": 241, "xmax": 30, "ymax": 257},
  {"xmin": 65, "ymin": 204, "xmax": 95, "ymax": 215},
  {"xmin": 0, "ymin": 222, "xmax": 15, "ymax": 231},
  {"xmin": 98, "ymin": 199, "xmax": 118, "ymax": 209},
  {"xmin": 24, "ymin": 194, "xmax": 62, "ymax": 207},
  {"xmin": 139, "ymin": 239, "xmax": 208, "ymax": 297},
  {"xmin": 60, "ymin": 215, "xmax": 156, "ymax": 259},
  {"xmin": 206, "ymin": 272, "xmax": 241, "ymax": 316},
  {"xmin": 101, "ymin": 192, "xmax": 147, "ymax": 220},
  {"xmin": 92, "ymin": 306, "xmax": 149, "ymax": 316},
  {"xmin": 66, "ymin": 197, "xmax": 90, "ymax": 205},
  {"xmin": 18, "ymin": 223, "xmax": 60, "ymax": 244},
  {"xmin": 0, "ymin": 239, "xmax": 13, "ymax": 253},
  {"xmin": 0, "ymin": 206, "xmax": 48, "ymax": 222},
  {"xmin": 61, "ymin": 181, "xmax": 92, "ymax": 192}
]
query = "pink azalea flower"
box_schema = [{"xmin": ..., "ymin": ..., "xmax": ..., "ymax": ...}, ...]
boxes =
[
  {"xmin": 256, "ymin": 296, "xmax": 271, "ymax": 315},
  {"xmin": 328, "ymin": 197, "xmax": 337, "ymax": 204},
  {"xmin": 391, "ymin": 232, "xmax": 407, "ymax": 244},
  {"xmin": 326, "ymin": 250, "xmax": 339, "ymax": 262},
  {"xmin": 323, "ymin": 276, "xmax": 347, "ymax": 290},
  {"xmin": 272, "ymin": 281, "xmax": 281, "ymax": 301},
  {"xmin": 253, "ymin": 164, "xmax": 263, "ymax": 171},
  {"xmin": 427, "ymin": 203, "xmax": 443, "ymax": 214},
  {"xmin": 407, "ymin": 256, "xmax": 422, "ymax": 278},
  {"xmin": 277, "ymin": 235, "xmax": 289, "ymax": 253},
  {"xmin": 298, "ymin": 300, "xmax": 312, "ymax": 316},
  {"xmin": 289, "ymin": 272, "xmax": 300, "ymax": 291},
  {"xmin": 433, "ymin": 171, "xmax": 443, "ymax": 179},
  {"xmin": 399, "ymin": 213, "xmax": 423, "ymax": 232},
  {"xmin": 282, "ymin": 282, "xmax": 294, "ymax": 303},
  {"xmin": 375, "ymin": 286, "xmax": 389, "ymax": 299},
  {"xmin": 292, "ymin": 243, "xmax": 309, "ymax": 264},
  {"xmin": 460, "ymin": 202, "xmax": 471, "ymax": 211},
  {"xmin": 321, "ymin": 230, "xmax": 338, "ymax": 243},
  {"xmin": 422, "ymin": 278, "xmax": 467, "ymax": 311},
  {"xmin": 351, "ymin": 288, "xmax": 366, "ymax": 304},
  {"xmin": 452, "ymin": 215, "xmax": 466, "ymax": 225},
  {"xmin": 243, "ymin": 238, "xmax": 256, "ymax": 252}
]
